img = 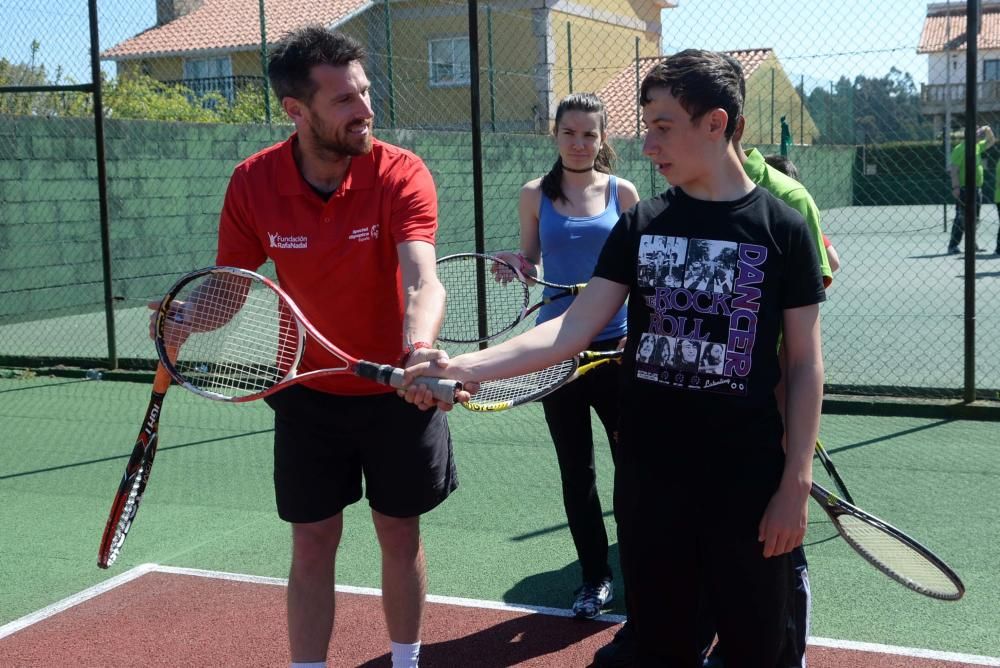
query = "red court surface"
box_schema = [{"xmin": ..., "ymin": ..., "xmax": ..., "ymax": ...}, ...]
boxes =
[{"xmin": 0, "ymin": 568, "xmax": 993, "ymax": 667}]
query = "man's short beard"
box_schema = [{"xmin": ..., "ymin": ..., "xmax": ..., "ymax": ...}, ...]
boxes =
[{"xmin": 309, "ymin": 120, "xmax": 372, "ymax": 157}]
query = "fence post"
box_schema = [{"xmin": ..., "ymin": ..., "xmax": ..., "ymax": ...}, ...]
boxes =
[
  {"xmin": 258, "ymin": 0, "xmax": 271, "ymax": 124},
  {"xmin": 567, "ymin": 22, "xmax": 573, "ymax": 94},
  {"xmin": 770, "ymin": 67, "xmax": 775, "ymax": 145},
  {"xmin": 962, "ymin": 0, "xmax": 979, "ymax": 403},
  {"xmin": 88, "ymin": 0, "xmax": 117, "ymax": 369},
  {"xmin": 487, "ymin": 5, "xmax": 496, "ymax": 132},
  {"xmin": 384, "ymin": 0, "xmax": 396, "ymax": 129},
  {"xmin": 635, "ymin": 37, "xmax": 641, "ymax": 137}
]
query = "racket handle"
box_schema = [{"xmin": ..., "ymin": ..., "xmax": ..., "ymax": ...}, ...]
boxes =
[{"xmin": 356, "ymin": 362, "xmax": 462, "ymax": 404}]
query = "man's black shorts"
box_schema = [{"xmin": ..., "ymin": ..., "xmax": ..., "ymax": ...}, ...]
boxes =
[{"xmin": 265, "ymin": 385, "xmax": 457, "ymax": 523}]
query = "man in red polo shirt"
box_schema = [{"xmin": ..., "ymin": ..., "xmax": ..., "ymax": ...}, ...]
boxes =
[{"xmin": 217, "ymin": 26, "xmax": 456, "ymax": 668}]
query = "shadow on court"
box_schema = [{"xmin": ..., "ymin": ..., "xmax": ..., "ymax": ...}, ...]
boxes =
[
  {"xmin": 0, "ymin": 429, "xmax": 273, "ymax": 481},
  {"xmin": 825, "ymin": 420, "xmax": 954, "ymax": 456}
]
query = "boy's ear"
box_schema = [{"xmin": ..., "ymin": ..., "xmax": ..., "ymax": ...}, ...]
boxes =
[{"xmin": 705, "ymin": 108, "xmax": 729, "ymax": 138}]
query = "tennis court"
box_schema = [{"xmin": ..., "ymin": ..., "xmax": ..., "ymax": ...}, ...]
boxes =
[{"xmin": 0, "ymin": 372, "xmax": 997, "ymax": 665}]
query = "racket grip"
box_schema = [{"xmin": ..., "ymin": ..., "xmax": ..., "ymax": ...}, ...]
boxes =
[{"xmin": 356, "ymin": 362, "xmax": 462, "ymax": 404}]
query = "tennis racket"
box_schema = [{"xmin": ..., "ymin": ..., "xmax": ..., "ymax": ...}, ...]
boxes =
[
  {"xmin": 153, "ymin": 266, "xmax": 461, "ymax": 404},
  {"xmin": 436, "ymin": 252, "xmax": 586, "ymax": 344},
  {"xmin": 810, "ymin": 482, "xmax": 964, "ymax": 600},
  {"xmin": 97, "ymin": 360, "xmax": 172, "ymax": 569},
  {"xmin": 463, "ymin": 349, "xmax": 621, "ymax": 412},
  {"xmin": 814, "ymin": 438, "xmax": 854, "ymax": 504}
]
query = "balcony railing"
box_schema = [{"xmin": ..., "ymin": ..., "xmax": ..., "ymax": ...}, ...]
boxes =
[
  {"xmin": 161, "ymin": 75, "xmax": 267, "ymax": 105},
  {"xmin": 920, "ymin": 80, "xmax": 1000, "ymax": 106}
]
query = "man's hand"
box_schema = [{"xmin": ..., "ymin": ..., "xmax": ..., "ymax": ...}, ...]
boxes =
[
  {"xmin": 397, "ymin": 347, "xmax": 474, "ymax": 410},
  {"xmin": 147, "ymin": 299, "xmax": 190, "ymax": 349}
]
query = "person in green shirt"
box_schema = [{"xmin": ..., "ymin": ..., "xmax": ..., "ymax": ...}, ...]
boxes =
[
  {"xmin": 736, "ymin": 135, "xmax": 833, "ymax": 288},
  {"xmin": 948, "ymin": 125, "xmax": 996, "ymax": 254},
  {"xmin": 992, "ymin": 156, "xmax": 1000, "ymax": 255}
]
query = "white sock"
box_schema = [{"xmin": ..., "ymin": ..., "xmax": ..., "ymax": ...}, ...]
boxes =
[
  {"xmin": 290, "ymin": 662, "xmax": 326, "ymax": 668},
  {"xmin": 390, "ymin": 640, "xmax": 421, "ymax": 668}
]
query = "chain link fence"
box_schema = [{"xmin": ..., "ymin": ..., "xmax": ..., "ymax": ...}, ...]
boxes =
[{"xmin": 1, "ymin": 0, "xmax": 998, "ymax": 406}]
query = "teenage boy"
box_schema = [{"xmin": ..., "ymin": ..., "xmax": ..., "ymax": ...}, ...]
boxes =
[{"xmin": 404, "ymin": 49, "xmax": 825, "ymax": 666}]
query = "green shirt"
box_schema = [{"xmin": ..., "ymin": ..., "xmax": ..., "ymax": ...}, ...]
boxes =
[
  {"xmin": 742, "ymin": 148, "xmax": 833, "ymax": 286},
  {"xmin": 993, "ymin": 156, "xmax": 1000, "ymax": 203},
  {"xmin": 950, "ymin": 140, "xmax": 986, "ymax": 187}
]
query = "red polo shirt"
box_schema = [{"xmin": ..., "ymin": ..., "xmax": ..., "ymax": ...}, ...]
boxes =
[{"xmin": 217, "ymin": 135, "xmax": 438, "ymax": 395}]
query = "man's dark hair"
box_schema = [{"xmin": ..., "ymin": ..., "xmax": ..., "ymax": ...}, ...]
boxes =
[
  {"xmin": 640, "ymin": 49, "xmax": 744, "ymax": 139},
  {"xmin": 763, "ymin": 154, "xmax": 800, "ymax": 181},
  {"xmin": 268, "ymin": 26, "xmax": 366, "ymax": 103}
]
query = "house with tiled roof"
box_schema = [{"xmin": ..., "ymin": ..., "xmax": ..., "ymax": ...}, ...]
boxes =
[
  {"xmin": 598, "ymin": 48, "xmax": 820, "ymax": 145},
  {"xmin": 917, "ymin": 1, "xmax": 1000, "ymax": 133},
  {"xmin": 102, "ymin": 0, "xmax": 674, "ymax": 131}
]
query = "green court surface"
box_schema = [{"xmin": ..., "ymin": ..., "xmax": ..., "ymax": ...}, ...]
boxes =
[{"xmin": 0, "ymin": 374, "xmax": 997, "ymax": 658}]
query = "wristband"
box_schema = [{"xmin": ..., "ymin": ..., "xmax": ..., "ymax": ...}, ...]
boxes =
[
  {"xmin": 514, "ymin": 253, "xmax": 535, "ymax": 276},
  {"xmin": 399, "ymin": 341, "xmax": 432, "ymax": 367}
]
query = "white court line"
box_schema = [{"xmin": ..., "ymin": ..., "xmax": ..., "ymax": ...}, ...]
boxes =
[
  {"xmin": 153, "ymin": 564, "xmax": 627, "ymax": 623},
  {"xmin": 2, "ymin": 564, "xmax": 998, "ymax": 667},
  {"xmin": 0, "ymin": 563, "xmax": 156, "ymax": 640},
  {"xmin": 808, "ymin": 637, "xmax": 1000, "ymax": 667}
]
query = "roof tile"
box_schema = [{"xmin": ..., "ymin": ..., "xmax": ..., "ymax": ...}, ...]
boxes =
[
  {"xmin": 599, "ymin": 49, "xmax": 773, "ymax": 138},
  {"xmin": 102, "ymin": 0, "xmax": 372, "ymax": 60},
  {"xmin": 918, "ymin": 6, "xmax": 1000, "ymax": 53}
]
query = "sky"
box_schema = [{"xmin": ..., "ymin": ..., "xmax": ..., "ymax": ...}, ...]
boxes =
[{"xmin": 1, "ymin": 0, "xmax": 934, "ymax": 92}]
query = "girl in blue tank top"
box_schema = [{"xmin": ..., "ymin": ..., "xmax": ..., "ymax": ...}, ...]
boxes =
[{"xmin": 495, "ymin": 93, "xmax": 640, "ymax": 622}]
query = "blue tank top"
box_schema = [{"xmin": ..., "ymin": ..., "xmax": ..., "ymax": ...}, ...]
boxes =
[{"xmin": 536, "ymin": 174, "xmax": 628, "ymax": 342}]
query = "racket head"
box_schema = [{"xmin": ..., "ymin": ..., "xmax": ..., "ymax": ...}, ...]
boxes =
[
  {"xmin": 436, "ymin": 253, "xmax": 531, "ymax": 343},
  {"xmin": 462, "ymin": 357, "xmax": 579, "ymax": 411},
  {"xmin": 155, "ymin": 266, "xmax": 306, "ymax": 401},
  {"xmin": 811, "ymin": 483, "xmax": 965, "ymax": 601}
]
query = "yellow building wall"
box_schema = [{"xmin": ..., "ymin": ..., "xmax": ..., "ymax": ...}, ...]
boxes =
[
  {"xmin": 346, "ymin": 5, "xmax": 538, "ymax": 129},
  {"xmin": 550, "ymin": 12, "xmax": 659, "ymax": 102},
  {"xmin": 116, "ymin": 51, "xmax": 265, "ymax": 81},
  {"xmin": 117, "ymin": 57, "xmax": 183, "ymax": 81},
  {"xmin": 742, "ymin": 56, "xmax": 819, "ymax": 147},
  {"xmin": 110, "ymin": 1, "xmax": 667, "ymax": 131},
  {"xmin": 230, "ymin": 50, "xmax": 264, "ymax": 77}
]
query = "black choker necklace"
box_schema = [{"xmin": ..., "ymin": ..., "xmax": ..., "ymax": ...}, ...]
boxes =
[{"xmin": 562, "ymin": 165, "xmax": 594, "ymax": 173}]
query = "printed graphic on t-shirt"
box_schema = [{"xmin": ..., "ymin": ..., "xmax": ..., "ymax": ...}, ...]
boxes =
[{"xmin": 635, "ymin": 235, "xmax": 765, "ymax": 396}]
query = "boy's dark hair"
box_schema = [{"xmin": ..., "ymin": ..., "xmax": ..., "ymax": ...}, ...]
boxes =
[
  {"xmin": 268, "ymin": 26, "xmax": 366, "ymax": 103},
  {"xmin": 640, "ymin": 49, "xmax": 744, "ymax": 139},
  {"xmin": 542, "ymin": 93, "xmax": 617, "ymax": 203},
  {"xmin": 764, "ymin": 154, "xmax": 800, "ymax": 181}
]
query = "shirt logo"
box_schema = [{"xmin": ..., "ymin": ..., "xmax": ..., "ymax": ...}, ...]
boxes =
[
  {"xmin": 349, "ymin": 224, "xmax": 380, "ymax": 242},
  {"xmin": 268, "ymin": 232, "xmax": 308, "ymax": 249}
]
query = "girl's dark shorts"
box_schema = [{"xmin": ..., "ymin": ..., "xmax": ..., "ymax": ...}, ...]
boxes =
[{"xmin": 264, "ymin": 385, "xmax": 457, "ymax": 523}]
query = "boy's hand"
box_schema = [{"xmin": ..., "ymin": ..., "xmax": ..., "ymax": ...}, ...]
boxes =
[
  {"xmin": 398, "ymin": 351, "xmax": 475, "ymax": 410},
  {"xmin": 758, "ymin": 479, "xmax": 809, "ymax": 558}
]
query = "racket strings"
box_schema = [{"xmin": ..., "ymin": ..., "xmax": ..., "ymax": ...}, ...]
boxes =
[
  {"xmin": 105, "ymin": 462, "xmax": 145, "ymax": 565},
  {"xmin": 836, "ymin": 515, "xmax": 961, "ymax": 598},
  {"xmin": 436, "ymin": 255, "xmax": 530, "ymax": 343},
  {"xmin": 170, "ymin": 274, "xmax": 298, "ymax": 398},
  {"xmin": 467, "ymin": 359, "xmax": 576, "ymax": 407}
]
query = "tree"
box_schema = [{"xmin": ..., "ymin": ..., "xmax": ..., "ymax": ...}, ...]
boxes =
[
  {"xmin": 805, "ymin": 68, "xmax": 933, "ymax": 145},
  {"xmin": 1, "ymin": 41, "xmax": 272, "ymax": 124}
]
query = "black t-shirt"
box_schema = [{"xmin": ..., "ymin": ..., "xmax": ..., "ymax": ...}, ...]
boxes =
[{"xmin": 595, "ymin": 186, "xmax": 826, "ymax": 449}]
